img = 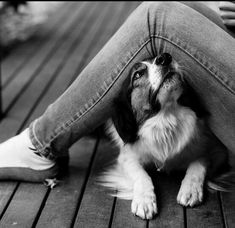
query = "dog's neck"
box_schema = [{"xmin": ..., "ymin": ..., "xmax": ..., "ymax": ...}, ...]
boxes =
[{"xmin": 138, "ymin": 105, "xmax": 197, "ymax": 164}]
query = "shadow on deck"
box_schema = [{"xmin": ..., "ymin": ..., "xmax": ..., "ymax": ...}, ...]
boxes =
[{"xmin": 0, "ymin": 2, "xmax": 234, "ymax": 228}]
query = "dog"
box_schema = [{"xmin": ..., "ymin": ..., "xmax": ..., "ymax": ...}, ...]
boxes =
[{"xmin": 98, "ymin": 53, "xmax": 234, "ymax": 220}]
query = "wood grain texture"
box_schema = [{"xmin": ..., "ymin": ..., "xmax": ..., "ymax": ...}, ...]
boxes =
[
  {"xmin": 149, "ymin": 172, "xmax": 184, "ymax": 228},
  {"xmin": 0, "ymin": 182, "xmax": 16, "ymax": 218},
  {"xmin": 73, "ymin": 139, "xmax": 118, "ymax": 228},
  {"xmin": 186, "ymin": 191, "xmax": 223, "ymax": 228},
  {"xmin": 0, "ymin": 183, "xmax": 47, "ymax": 228},
  {"xmin": 112, "ymin": 199, "xmax": 147, "ymax": 228},
  {"xmin": 35, "ymin": 138, "xmax": 97, "ymax": 228},
  {"xmin": 221, "ymin": 192, "xmax": 235, "ymax": 228}
]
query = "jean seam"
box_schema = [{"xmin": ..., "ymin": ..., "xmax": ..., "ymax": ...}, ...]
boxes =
[
  {"xmin": 31, "ymin": 119, "xmax": 44, "ymax": 148},
  {"xmin": 29, "ymin": 121, "xmax": 56, "ymax": 159},
  {"xmin": 151, "ymin": 34, "xmax": 235, "ymax": 96}
]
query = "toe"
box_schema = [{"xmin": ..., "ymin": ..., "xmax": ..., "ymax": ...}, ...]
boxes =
[{"xmin": 131, "ymin": 193, "xmax": 158, "ymax": 220}]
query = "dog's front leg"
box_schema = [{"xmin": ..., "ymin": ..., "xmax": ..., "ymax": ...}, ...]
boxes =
[
  {"xmin": 177, "ymin": 160, "xmax": 207, "ymax": 207},
  {"xmin": 119, "ymin": 145, "xmax": 157, "ymax": 219}
]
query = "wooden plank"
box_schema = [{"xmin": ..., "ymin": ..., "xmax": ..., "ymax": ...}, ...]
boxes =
[
  {"xmin": 1, "ymin": 2, "xmax": 74, "ymax": 88},
  {"xmin": 221, "ymin": 192, "xmax": 235, "ymax": 228},
  {"xmin": 0, "ymin": 182, "xmax": 16, "ymax": 218},
  {"xmin": 2, "ymin": 2, "xmax": 89, "ymax": 113},
  {"xmin": 186, "ymin": 191, "xmax": 223, "ymax": 227},
  {"xmin": 73, "ymin": 139, "xmax": 117, "ymax": 228},
  {"xmin": 35, "ymin": 138, "xmax": 97, "ymax": 228},
  {"xmin": 148, "ymin": 172, "xmax": 184, "ymax": 228},
  {"xmin": 0, "ymin": 183, "xmax": 48, "ymax": 227},
  {"xmin": 112, "ymin": 199, "xmax": 147, "ymax": 228}
]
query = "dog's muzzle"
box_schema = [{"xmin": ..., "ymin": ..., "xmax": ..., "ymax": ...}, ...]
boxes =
[{"xmin": 150, "ymin": 53, "xmax": 183, "ymax": 108}]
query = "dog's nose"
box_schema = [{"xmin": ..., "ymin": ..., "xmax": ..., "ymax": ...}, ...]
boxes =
[{"xmin": 155, "ymin": 53, "xmax": 172, "ymax": 66}]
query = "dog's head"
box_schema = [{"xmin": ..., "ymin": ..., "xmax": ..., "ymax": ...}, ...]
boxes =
[{"xmin": 112, "ymin": 53, "xmax": 206, "ymax": 144}]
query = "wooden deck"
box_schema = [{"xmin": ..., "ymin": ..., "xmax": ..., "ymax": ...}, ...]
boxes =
[{"xmin": 1, "ymin": 2, "xmax": 234, "ymax": 228}]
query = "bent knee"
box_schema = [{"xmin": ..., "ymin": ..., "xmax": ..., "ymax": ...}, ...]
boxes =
[
  {"xmin": 140, "ymin": 1, "xmax": 185, "ymax": 15},
  {"xmin": 135, "ymin": 1, "xmax": 195, "ymax": 29}
]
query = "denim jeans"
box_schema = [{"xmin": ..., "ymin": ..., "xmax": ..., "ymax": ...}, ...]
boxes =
[{"xmin": 29, "ymin": 1, "xmax": 235, "ymax": 160}]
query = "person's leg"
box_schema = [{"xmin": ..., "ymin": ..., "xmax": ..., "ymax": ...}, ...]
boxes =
[{"xmin": 0, "ymin": 1, "xmax": 234, "ymax": 180}]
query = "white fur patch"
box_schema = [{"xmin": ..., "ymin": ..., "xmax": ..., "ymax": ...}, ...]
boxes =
[
  {"xmin": 139, "ymin": 106, "xmax": 197, "ymax": 165},
  {"xmin": 98, "ymin": 164, "xmax": 134, "ymax": 199},
  {"xmin": 142, "ymin": 60, "xmax": 162, "ymax": 90}
]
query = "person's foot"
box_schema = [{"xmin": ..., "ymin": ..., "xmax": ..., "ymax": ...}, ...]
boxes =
[{"xmin": 0, "ymin": 128, "xmax": 58, "ymax": 182}]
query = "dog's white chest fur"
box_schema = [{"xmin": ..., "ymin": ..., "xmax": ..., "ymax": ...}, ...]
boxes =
[
  {"xmin": 137, "ymin": 106, "xmax": 197, "ymax": 166},
  {"xmin": 107, "ymin": 106, "xmax": 197, "ymax": 169}
]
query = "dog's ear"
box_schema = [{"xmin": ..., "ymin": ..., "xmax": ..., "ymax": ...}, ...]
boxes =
[
  {"xmin": 111, "ymin": 65, "xmax": 140, "ymax": 144},
  {"xmin": 112, "ymin": 97, "xmax": 139, "ymax": 144},
  {"xmin": 178, "ymin": 80, "xmax": 209, "ymax": 118}
]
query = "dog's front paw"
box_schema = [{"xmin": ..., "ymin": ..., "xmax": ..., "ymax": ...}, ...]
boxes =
[
  {"xmin": 177, "ymin": 178, "xmax": 203, "ymax": 207},
  {"xmin": 131, "ymin": 191, "xmax": 157, "ymax": 220}
]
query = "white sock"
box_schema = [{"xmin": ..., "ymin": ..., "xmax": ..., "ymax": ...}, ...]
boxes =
[{"xmin": 0, "ymin": 128, "xmax": 55, "ymax": 170}]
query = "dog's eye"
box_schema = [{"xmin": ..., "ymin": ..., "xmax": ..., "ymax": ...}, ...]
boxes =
[{"xmin": 133, "ymin": 71, "xmax": 144, "ymax": 81}]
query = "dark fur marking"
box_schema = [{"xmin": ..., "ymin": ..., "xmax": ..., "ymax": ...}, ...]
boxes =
[
  {"xmin": 112, "ymin": 66, "xmax": 139, "ymax": 144},
  {"xmin": 149, "ymin": 88, "xmax": 161, "ymax": 113}
]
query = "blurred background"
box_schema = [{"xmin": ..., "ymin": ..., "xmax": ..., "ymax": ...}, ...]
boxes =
[{"xmin": 0, "ymin": 1, "xmax": 65, "ymax": 53}]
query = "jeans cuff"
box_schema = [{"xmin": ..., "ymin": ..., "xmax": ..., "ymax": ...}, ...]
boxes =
[{"xmin": 29, "ymin": 120, "xmax": 56, "ymax": 161}]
